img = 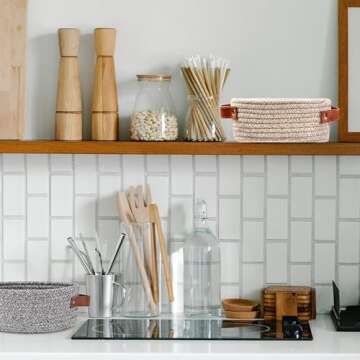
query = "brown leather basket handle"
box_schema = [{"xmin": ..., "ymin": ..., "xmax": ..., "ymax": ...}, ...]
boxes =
[
  {"xmin": 70, "ymin": 294, "xmax": 90, "ymax": 308},
  {"xmin": 220, "ymin": 104, "xmax": 237, "ymax": 120},
  {"xmin": 320, "ymin": 107, "xmax": 340, "ymax": 124}
]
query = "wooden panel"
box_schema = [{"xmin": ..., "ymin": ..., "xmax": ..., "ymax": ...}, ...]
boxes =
[
  {"xmin": 0, "ymin": 141, "xmax": 358, "ymax": 155},
  {"xmin": 0, "ymin": 0, "xmax": 27, "ymax": 139}
]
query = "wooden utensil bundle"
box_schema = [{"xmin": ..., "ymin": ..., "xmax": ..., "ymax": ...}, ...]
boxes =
[
  {"xmin": 181, "ymin": 55, "xmax": 230, "ymax": 142},
  {"xmin": 117, "ymin": 185, "xmax": 174, "ymax": 313}
]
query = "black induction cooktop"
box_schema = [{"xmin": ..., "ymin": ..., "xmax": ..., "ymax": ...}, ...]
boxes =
[{"xmin": 72, "ymin": 318, "xmax": 312, "ymax": 341}]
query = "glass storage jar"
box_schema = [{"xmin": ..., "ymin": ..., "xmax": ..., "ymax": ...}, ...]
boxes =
[
  {"xmin": 119, "ymin": 222, "xmax": 159, "ymax": 317},
  {"xmin": 184, "ymin": 200, "xmax": 221, "ymax": 317},
  {"xmin": 130, "ymin": 74, "xmax": 179, "ymax": 141}
]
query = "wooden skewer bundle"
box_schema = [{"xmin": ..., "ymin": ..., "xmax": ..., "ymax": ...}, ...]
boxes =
[{"xmin": 181, "ymin": 55, "xmax": 230, "ymax": 142}]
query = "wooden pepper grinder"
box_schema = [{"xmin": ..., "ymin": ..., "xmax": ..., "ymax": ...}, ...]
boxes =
[
  {"xmin": 55, "ymin": 28, "xmax": 82, "ymax": 140},
  {"xmin": 91, "ymin": 28, "xmax": 119, "ymax": 140}
]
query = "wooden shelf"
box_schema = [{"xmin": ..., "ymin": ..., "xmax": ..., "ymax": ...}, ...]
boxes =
[{"xmin": 0, "ymin": 141, "xmax": 359, "ymax": 155}]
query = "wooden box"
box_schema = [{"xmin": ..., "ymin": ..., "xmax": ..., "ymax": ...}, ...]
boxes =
[{"xmin": 262, "ymin": 286, "xmax": 316, "ymax": 321}]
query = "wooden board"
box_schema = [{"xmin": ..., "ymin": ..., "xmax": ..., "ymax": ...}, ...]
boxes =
[
  {"xmin": 0, "ymin": 141, "xmax": 359, "ymax": 155},
  {"xmin": 0, "ymin": 0, "xmax": 27, "ymax": 139}
]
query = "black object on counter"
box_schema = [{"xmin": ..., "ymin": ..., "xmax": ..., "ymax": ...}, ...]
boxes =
[
  {"xmin": 282, "ymin": 316, "xmax": 304, "ymax": 339},
  {"xmin": 331, "ymin": 281, "xmax": 360, "ymax": 331}
]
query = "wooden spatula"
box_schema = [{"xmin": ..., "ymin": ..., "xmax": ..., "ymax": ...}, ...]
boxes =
[
  {"xmin": 117, "ymin": 192, "xmax": 156, "ymax": 313},
  {"xmin": 128, "ymin": 185, "xmax": 159, "ymax": 304},
  {"xmin": 149, "ymin": 203, "xmax": 174, "ymax": 303}
]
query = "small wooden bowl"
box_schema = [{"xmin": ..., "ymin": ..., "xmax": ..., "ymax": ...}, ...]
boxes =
[
  {"xmin": 222, "ymin": 298, "xmax": 258, "ymax": 312},
  {"xmin": 224, "ymin": 310, "xmax": 258, "ymax": 320}
]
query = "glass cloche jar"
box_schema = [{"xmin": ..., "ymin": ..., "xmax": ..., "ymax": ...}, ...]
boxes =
[
  {"xmin": 130, "ymin": 74, "xmax": 179, "ymax": 141},
  {"xmin": 184, "ymin": 200, "xmax": 221, "ymax": 317}
]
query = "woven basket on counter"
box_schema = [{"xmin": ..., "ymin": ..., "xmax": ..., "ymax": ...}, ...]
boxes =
[{"xmin": 221, "ymin": 98, "xmax": 339, "ymax": 143}]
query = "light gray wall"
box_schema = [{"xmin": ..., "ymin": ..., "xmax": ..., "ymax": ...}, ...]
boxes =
[{"xmin": 27, "ymin": 0, "xmax": 338, "ymax": 139}]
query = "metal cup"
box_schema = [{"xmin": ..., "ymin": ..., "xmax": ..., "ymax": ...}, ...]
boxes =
[{"xmin": 86, "ymin": 273, "xmax": 125, "ymax": 318}]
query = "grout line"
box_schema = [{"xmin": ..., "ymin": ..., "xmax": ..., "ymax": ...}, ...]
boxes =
[
  {"xmin": 287, "ymin": 156, "xmax": 291, "ymax": 285},
  {"xmin": 71, "ymin": 155, "xmax": 75, "ymax": 281},
  {"xmin": 311, "ymin": 156, "xmax": 315, "ymax": 288},
  {"xmin": 0, "ymin": 154, "xmax": 3, "ymax": 281},
  {"xmin": 335, "ymin": 156, "xmax": 340, "ymax": 287},
  {"xmin": 239, "ymin": 155, "xmax": 244, "ymax": 297},
  {"xmin": 24, "ymin": 155, "xmax": 28, "ymax": 280},
  {"xmin": 263, "ymin": 156, "xmax": 268, "ymax": 286}
]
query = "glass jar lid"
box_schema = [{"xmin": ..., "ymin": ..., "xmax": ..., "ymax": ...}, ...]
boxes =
[{"xmin": 136, "ymin": 74, "xmax": 171, "ymax": 82}]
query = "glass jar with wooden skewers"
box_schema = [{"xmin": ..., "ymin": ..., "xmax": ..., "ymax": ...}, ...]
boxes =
[{"xmin": 181, "ymin": 55, "xmax": 230, "ymax": 142}]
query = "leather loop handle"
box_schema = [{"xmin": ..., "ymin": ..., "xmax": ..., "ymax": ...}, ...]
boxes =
[
  {"xmin": 320, "ymin": 107, "xmax": 340, "ymax": 124},
  {"xmin": 220, "ymin": 104, "xmax": 237, "ymax": 120},
  {"xmin": 70, "ymin": 294, "xmax": 90, "ymax": 308}
]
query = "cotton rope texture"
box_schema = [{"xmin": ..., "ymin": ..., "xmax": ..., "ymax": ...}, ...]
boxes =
[{"xmin": 230, "ymin": 98, "xmax": 332, "ymax": 143}]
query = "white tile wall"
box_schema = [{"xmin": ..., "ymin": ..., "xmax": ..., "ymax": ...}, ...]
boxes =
[{"xmin": 0, "ymin": 154, "xmax": 359, "ymax": 314}]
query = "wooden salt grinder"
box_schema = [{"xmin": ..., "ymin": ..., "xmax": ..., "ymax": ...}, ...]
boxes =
[
  {"xmin": 55, "ymin": 28, "xmax": 82, "ymax": 140},
  {"xmin": 91, "ymin": 28, "xmax": 119, "ymax": 140}
]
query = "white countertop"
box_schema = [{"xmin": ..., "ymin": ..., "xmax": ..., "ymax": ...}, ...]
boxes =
[{"xmin": 0, "ymin": 315, "xmax": 359, "ymax": 360}]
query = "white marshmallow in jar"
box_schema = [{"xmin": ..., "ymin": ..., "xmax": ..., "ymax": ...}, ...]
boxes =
[{"xmin": 130, "ymin": 74, "xmax": 179, "ymax": 141}]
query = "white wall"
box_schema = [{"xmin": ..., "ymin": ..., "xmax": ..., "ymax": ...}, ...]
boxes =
[{"xmin": 27, "ymin": 0, "xmax": 338, "ymax": 140}]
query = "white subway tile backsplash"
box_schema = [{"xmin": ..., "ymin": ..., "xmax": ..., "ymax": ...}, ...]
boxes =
[
  {"xmin": 3, "ymin": 263, "xmax": 25, "ymax": 281},
  {"xmin": 27, "ymin": 241, "xmax": 49, "ymax": 281},
  {"xmin": 291, "ymin": 177, "xmax": 312, "ymax": 218},
  {"xmin": 3, "ymin": 175, "xmax": 25, "ymax": 216},
  {"xmin": 219, "ymin": 156, "xmax": 241, "ymax": 195},
  {"xmin": 221, "ymin": 285, "xmax": 240, "ymax": 299},
  {"xmin": 147, "ymin": 176, "xmax": 170, "ymax": 217},
  {"xmin": 3, "ymin": 154, "xmax": 25, "ymax": 172},
  {"xmin": 98, "ymin": 155, "xmax": 121, "ymax": 173},
  {"xmin": 219, "ymin": 199, "xmax": 240, "ymax": 239},
  {"xmin": 50, "ymin": 155, "xmax": 73, "ymax": 172},
  {"xmin": 315, "ymin": 199, "xmax": 336, "ymax": 241},
  {"xmin": 147, "ymin": 155, "xmax": 169, "ymax": 173},
  {"xmin": 51, "ymin": 219, "xmax": 73, "ymax": 261},
  {"xmin": 314, "ymin": 243, "xmax": 335, "ymax": 284},
  {"xmin": 74, "ymin": 155, "xmax": 97, "ymax": 195},
  {"xmin": 315, "ymin": 156, "xmax": 336, "ymax": 196},
  {"xmin": 195, "ymin": 156, "xmax": 217, "ymax": 173},
  {"xmin": 221, "ymin": 242, "xmax": 239, "ymax": 283},
  {"xmin": 243, "ymin": 177, "xmax": 264, "ymax": 218},
  {"xmin": 51, "ymin": 175, "xmax": 73, "ymax": 216},
  {"xmin": 243, "ymin": 221, "xmax": 264, "ymax": 262},
  {"xmin": 316, "ymin": 285, "xmax": 333, "ymax": 313},
  {"xmin": 291, "ymin": 156, "xmax": 313, "ymax": 174},
  {"xmin": 0, "ymin": 154, "xmax": 359, "ymax": 315},
  {"xmin": 75, "ymin": 196, "xmax": 96, "ymax": 238},
  {"xmin": 243, "ymin": 156, "xmax": 264, "ymax": 174},
  {"xmin": 266, "ymin": 199, "xmax": 288, "ymax": 239},
  {"xmin": 98, "ymin": 219, "xmax": 120, "ymax": 261},
  {"xmin": 51, "ymin": 262, "xmax": 73, "ymax": 282},
  {"xmin": 242, "ymin": 263, "xmax": 264, "ymax": 301},
  {"xmin": 290, "ymin": 221, "xmax": 312, "ymax": 262},
  {"xmin": 195, "ymin": 176, "xmax": 217, "ymax": 218},
  {"xmin": 171, "ymin": 156, "xmax": 193, "ymax": 195},
  {"xmin": 27, "ymin": 155, "xmax": 49, "ymax": 194},
  {"xmin": 339, "ymin": 265, "xmax": 359, "ymax": 306},
  {"xmin": 266, "ymin": 242, "xmax": 288, "ymax": 283},
  {"xmin": 3, "ymin": 219, "xmax": 25, "ymax": 260},
  {"xmin": 28, "ymin": 197, "xmax": 49, "ymax": 238},
  {"xmin": 290, "ymin": 265, "xmax": 311, "ymax": 286},
  {"xmin": 170, "ymin": 197, "xmax": 193, "ymax": 241},
  {"xmin": 339, "ymin": 222, "xmax": 360, "ymax": 263},
  {"xmin": 123, "ymin": 155, "xmax": 145, "ymax": 189},
  {"xmin": 339, "ymin": 178, "xmax": 360, "ymax": 219},
  {"xmin": 98, "ymin": 175, "xmax": 121, "ymax": 216},
  {"xmin": 339, "ymin": 156, "xmax": 360, "ymax": 175},
  {"xmin": 267, "ymin": 156, "xmax": 288, "ymax": 195}
]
